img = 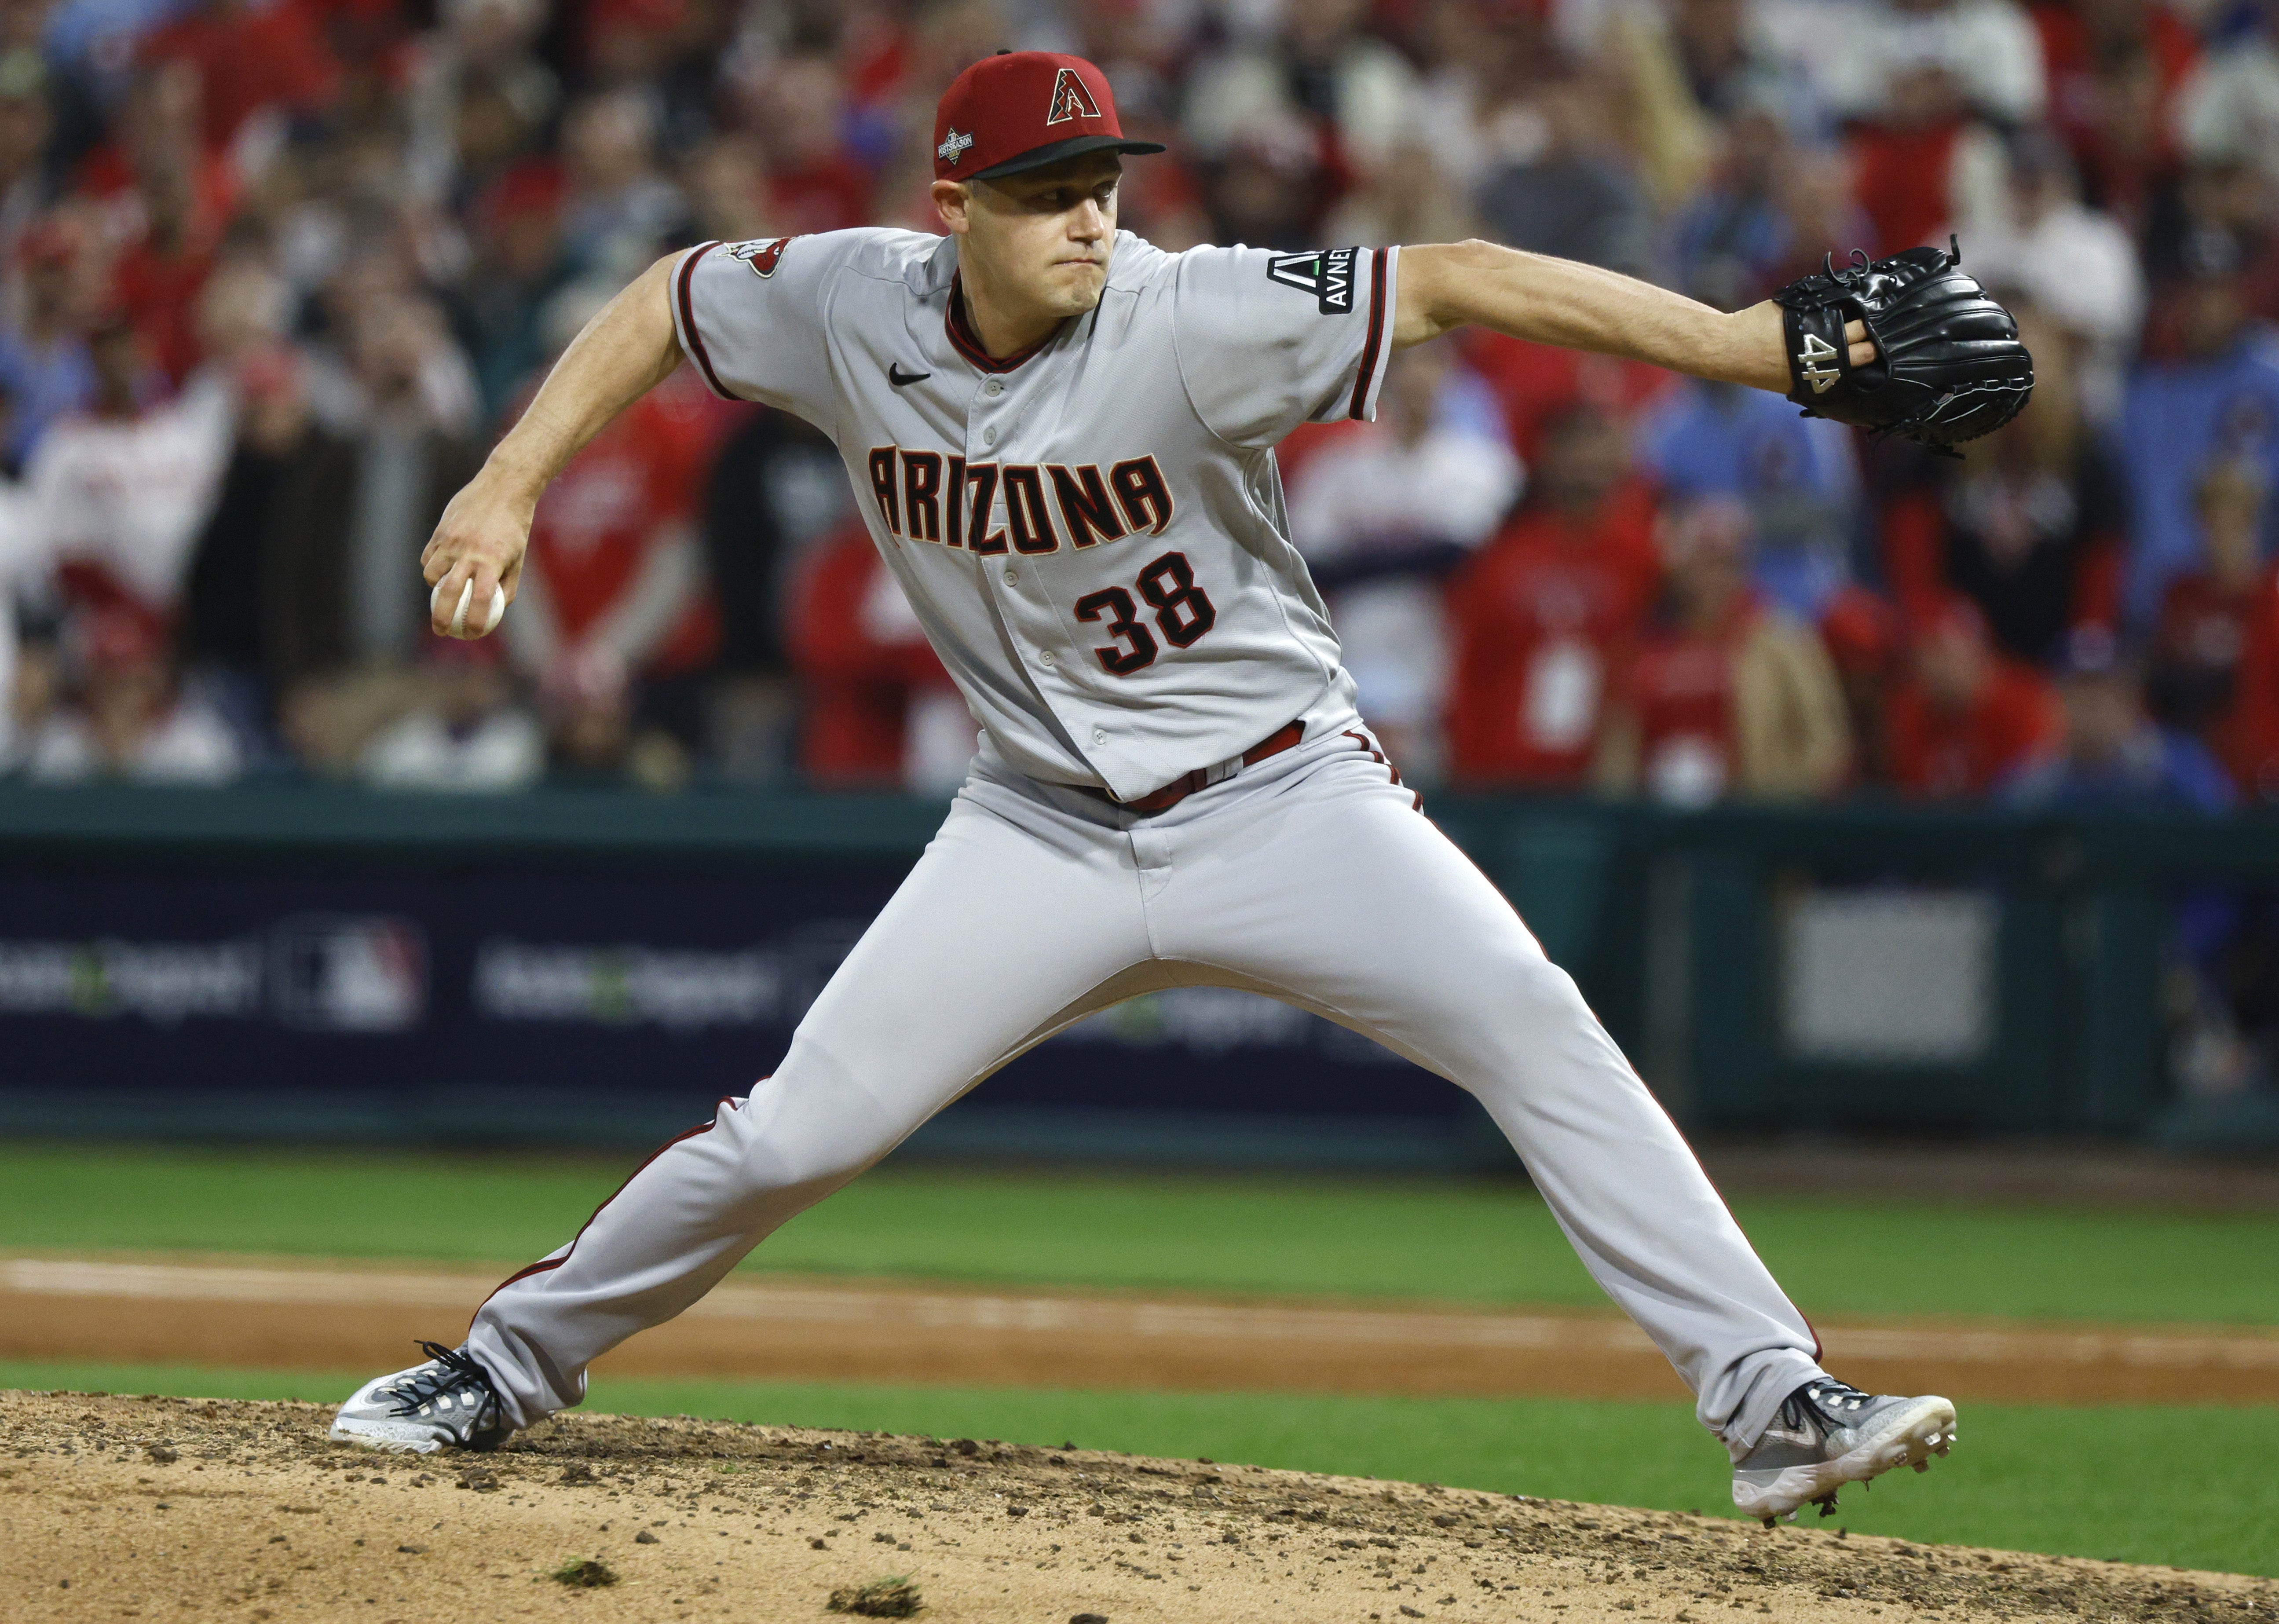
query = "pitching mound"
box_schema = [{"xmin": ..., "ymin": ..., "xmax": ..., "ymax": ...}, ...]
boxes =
[{"xmin": 3, "ymin": 1390, "xmax": 2270, "ymax": 1624}]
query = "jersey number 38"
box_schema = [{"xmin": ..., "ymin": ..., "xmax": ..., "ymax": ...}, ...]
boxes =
[{"xmin": 1073, "ymin": 552, "xmax": 1217, "ymax": 676}]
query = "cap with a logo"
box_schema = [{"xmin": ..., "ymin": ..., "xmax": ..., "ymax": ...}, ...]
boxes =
[{"xmin": 933, "ymin": 51, "xmax": 1164, "ymax": 183}]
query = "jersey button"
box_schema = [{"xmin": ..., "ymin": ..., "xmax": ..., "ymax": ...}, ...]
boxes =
[
  {"xmin": 1002, "ymin": 566, "xmax": 1018, "ymax": 586},
  {"xmin": 1092, "ymin": 728, "xmax": 1108, "ymax": 745},
  {"xmin": 982, "ymin": 426, "xmax": 997, "ymax": 447},
  {"xmin": 1039, "ymin": 649, "xmax": 1057, "ymax": 667},
  {"xmin": 984, "ymin": 377, "xmax": 1004, "ymax": 396}
]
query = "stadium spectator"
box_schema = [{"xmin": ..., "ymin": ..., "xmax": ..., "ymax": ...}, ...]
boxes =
[
  {"xmin": 2174, "ymin": 0, "xmax": 2279, "ymax": 193},
  {"xmin": 1635, "ymin": 366, "xmax": 1862, "ymax": 623},
  {"xmin": 1818, "ymin": 581, "xmax": 1907, "ymax": 786},
  {"xmin": 1460, "ymin": 326, "xmax": 1675, "ymax": 466},
  {"xmin": 399, "ymin": 0, "xmax": 559, "ymax": 215},
  {"xmin": 1664, "ymin": 106, "xmax": 1809, "ymax": 315},
  {"xmin": 2147, "ymin": 459, "xmax": 2272, "ymax": 778},
  {"xmin": 264, "ymin": 294, "xmax": 487, "ymax": 772},
  {"xmin": 2031, "ymin": 0, "xmax": 2199, "ymax": 223},
  {"xmin": 1961, "ymin": 129, "xmax": 2145, "ymax": 421},
  {"xmin": 2116, "ymin": 230, "xmax": 2279, "ymax": 630},
  {"xmin": 0, "ymin": 43, "xmax": 53, "ymax": 268},
  {"xmin": 1288, "ymin": 344, "xmax": 1522, "ymax": 775},
  {"xmin": 1817, "ymin": 0, "xmax": 2049, "ymax": 130},
  {"xmin": 1181, "ymin": 0, "xmax": 1421, "ymax": 179},
  {"xmin": 787, "ymin": 520, "xmax": 972, "ymax": 795},
  {"xmin": 558, "ymin": 90, "xmax": 689, "ymax": 277},
  {"xmin": 1879, "ymin": 303, "xmax": 2123, "ymax": 662},
  {"xmin": 357, "ymin": 637, "xmax": 544, "ymax": 794},
  {"xmin": 2005, "ymin": 625, "xmax": 2235, "ymax": 808},
  {"xmin": 460, "ymin": 162, "xmax": 579, "ymax": 416},
  {"xmin": 501, "ymin": 326, "xmax": 729, "ymax": 757},
  {"xmin": 1663, "ymin": 0, "xmax": 1819, "ymax": 127},
  {"xmin": 1475, "ymin": 75, "xmax": 1654, "ymax": 277},
  {"xmin": 700, "ymin": 406, "xmax": 849, "ymax": 782},
  {"xmin": 1595, "ymin": 496, "xmax": 1851, "ymax": 804},
  {"xmin": 0, "ymin": 0, "xmax": 2257, "ymax": 815},
  {"xmin": 138, "ymin": 0, "xmax": 343, "ymax": 155},
  {"xmin": 2008, "ymin": 620, "xmax": 2251, "ymax": 1099},
  {"xmin": 0, "ymin": 218, "xmax": 95, "ymax": 467},
  {"xmin": 2205, "ymin": 470, "xmax": 2279, "ymax": 800},
  {"xmin": 1445, "ymin": 406, "xmax": 1659, "ymax": 789},
  {"xmin": 2142, "ymin": 154, "xmax": 2279, "ymax": 333},
  {"xmin": 1884, "ymin": 597, "xmax": 2066, "ymax": 795},
  {"xmin": 1844, "ymin": 59, "xmax": 2008, "ymax": 260},
  {"xmin": 17, "ymin": 310, "xmax": 233, "ymax": 633},
  {"xmin": 0, "ymin": 372, "xmax": 24, "ymax": 770},
  {"xmin": 739, "ymin": 52, "xmax": 874, "ymax": 238},
  {"xmin": 22, "ymin": 602, "xmax": 240, "ymax": 783},
  {"xmin": 1202, "ymin": 121, "xmax": 1332, "ymax": 252}
]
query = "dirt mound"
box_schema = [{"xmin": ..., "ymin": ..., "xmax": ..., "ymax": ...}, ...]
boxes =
[{"xmin": 3, "ymin": 1390, "xmax": 2270, "ymax": 1623}]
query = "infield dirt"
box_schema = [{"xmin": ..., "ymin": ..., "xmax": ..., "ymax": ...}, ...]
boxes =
[{"xmin": 5, "ymin": 1390, "xmax": 2274, "ymax": 1624}]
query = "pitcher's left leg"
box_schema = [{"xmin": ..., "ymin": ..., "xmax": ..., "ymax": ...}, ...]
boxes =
[{"xmin": 1150, "ymin": 752, "xmax": 1821, "ymax": 1457}]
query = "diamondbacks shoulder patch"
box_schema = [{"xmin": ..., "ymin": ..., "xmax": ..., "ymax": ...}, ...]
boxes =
[
  {"xmin": 1265, "ymin": 248, "xmax": 1360, "ymax": 316},
  {"xmin": 727, "ymin": 236, "xmax": 801, "ymax": 278}
]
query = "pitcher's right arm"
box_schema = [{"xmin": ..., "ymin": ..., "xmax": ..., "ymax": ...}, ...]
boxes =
[{"xmin": 423, "ymin": 252, "xmax": 687, "ymax": 638}]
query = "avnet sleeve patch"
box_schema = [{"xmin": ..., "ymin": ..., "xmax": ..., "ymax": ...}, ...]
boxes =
[{"xmin": 1264, "ymin": 248, "xmax": 1360, "ymax": 316}]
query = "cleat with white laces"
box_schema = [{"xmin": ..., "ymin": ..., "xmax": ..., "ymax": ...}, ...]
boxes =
[
  {"xmin": 329, "ymin": 1341, "xmax": 512, "ymax": 1454},
  {"xmin": 1732, "ymin": 1377, "xmax": 1956, "ymax": 1525}
]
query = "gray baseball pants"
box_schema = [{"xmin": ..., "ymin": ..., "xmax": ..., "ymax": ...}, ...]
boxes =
[{"xmin": 466, "ymin": 721, "xmax": 1826, "ymax": 1459}]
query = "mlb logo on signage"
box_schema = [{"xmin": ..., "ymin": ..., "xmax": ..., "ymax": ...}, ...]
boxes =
[{"xmin": 271, "ymin": 916, "xmax": 428, "ymax": 1033}]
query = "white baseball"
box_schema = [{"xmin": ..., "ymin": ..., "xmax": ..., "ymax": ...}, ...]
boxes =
[{"xmin": 433, "ymin": 577, "xmax": 506, "ymax": 637}]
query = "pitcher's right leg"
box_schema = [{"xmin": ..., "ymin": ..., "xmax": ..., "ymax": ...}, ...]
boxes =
[{"xmin": 340, "ymin": 787, "xmax": 1153, "ymax": 1445}]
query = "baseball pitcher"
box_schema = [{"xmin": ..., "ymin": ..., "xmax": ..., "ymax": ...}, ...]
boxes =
[{"xmin": 333, "ymin": 51, "xmax": 2030, "ymax": 1523}]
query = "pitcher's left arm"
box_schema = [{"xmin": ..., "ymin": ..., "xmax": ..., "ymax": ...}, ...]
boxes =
[{"xmin": 1392, "ymin": 241, "xmax": 1872, "ymax": 393}]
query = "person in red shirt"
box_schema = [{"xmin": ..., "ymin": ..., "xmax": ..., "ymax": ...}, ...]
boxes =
[
  {"xmin": 1457, "ymin": 328, "xmax": 1674, "ymax": 465},
  {"xmin": 744, "ymin": 55, "xmax": 875, "ymax": 236},
  {"xmin": 505, "ymin": 363, "xmax": 734, "ymax": 710},
  {"xmin": 1597, "ymin": 499, "xmax": 1851, "ymax": 805},
  {"xmin": 2149, "ymin": 460, "xmax": 2274, "ymax": 786},
  {"xmin": 1884, "ymin": 598, "xmax": 2066, "ymax": 797},
  {"xmin": 1445, "ymin": 407, "xmax": 1660, "ymax": 788},
  {"xmin": 786, "ymin": 519, "xmax": 969, "ymax": 790},
  {"xmin": 1817, "ymin": 582, "xmax": 1906, "ymax": 787},
  {"xmin": 2030, "ymin": 0, "xmax": 2199, "ymax": 223},
  {"xmin": 139, "ymin": 0, "xmax": 343, "ymax": 153}
]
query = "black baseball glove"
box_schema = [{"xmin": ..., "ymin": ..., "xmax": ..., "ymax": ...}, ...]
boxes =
[{"xmin": 1772, "ymin": 238, "xmax": 2033, "ymax": 453}]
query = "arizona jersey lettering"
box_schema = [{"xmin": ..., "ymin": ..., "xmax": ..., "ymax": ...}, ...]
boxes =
[{"xmin": 669, "ymin": 228, "xmax": 1399, "ymax": 801}]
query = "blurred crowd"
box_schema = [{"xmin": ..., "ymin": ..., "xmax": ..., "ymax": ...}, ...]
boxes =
[{"xmin": 0, "ymin": 0, "xmax": 2276, "ymax": 814}]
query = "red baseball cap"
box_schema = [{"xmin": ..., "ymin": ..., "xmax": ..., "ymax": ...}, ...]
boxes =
[{"xmin": 933, "ymin": 51, "xmax": 1164, "ymax": 183}]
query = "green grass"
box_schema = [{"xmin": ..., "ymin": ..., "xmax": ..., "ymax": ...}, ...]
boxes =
[
  {"xmin": 4, "ymin": 1358, "xmax": 2272, "ymax": 1578},
  {"xmin": 1, "ymin": 1142, "xmax": 2274, "ymax": 1324}
]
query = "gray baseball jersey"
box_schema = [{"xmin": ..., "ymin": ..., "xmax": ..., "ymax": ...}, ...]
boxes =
[
  {"xmin": 437, "ymin": 227, "xmax": 1838, "ymax": 1482},
  {"xmin": 669, "ymin": 228, "xmax": 1398, "ymax": 801}
]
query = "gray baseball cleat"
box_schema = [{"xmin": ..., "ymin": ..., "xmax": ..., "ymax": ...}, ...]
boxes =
[
  {"xmin": 1732, "ymin": 1377, "xmax": 1956, "ymax": 1524},
  {"xmin": 329, "ymin": 1341, "xmax": 513, "ymax": 1454}
]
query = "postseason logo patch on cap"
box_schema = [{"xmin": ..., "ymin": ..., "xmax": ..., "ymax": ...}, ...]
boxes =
[{"xmin": 937, "ymin": 128, "xmax": 974, "ymax": 167}]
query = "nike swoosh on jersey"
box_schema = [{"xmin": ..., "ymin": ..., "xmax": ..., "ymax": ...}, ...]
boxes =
[{"xmin": 888, "ymin": 364, "xmax": 932, "ymax": 386}]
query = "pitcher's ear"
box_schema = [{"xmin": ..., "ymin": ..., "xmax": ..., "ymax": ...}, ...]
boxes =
[{"xmin": 932, "ymin": 180, "xmax": 973, "ymax": 235}]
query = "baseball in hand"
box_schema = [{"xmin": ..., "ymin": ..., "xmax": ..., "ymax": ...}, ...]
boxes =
[{"xmin": 432, "ymin": 577, "xmax": 506, "ymax": 637}]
